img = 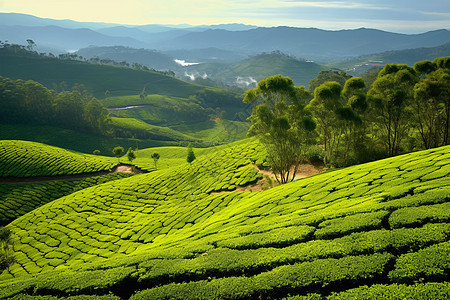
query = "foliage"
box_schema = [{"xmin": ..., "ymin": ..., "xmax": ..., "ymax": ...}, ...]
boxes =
[
  {"xmin": 151, "ymin": 152, "xmax": 160, "ymax": 170},
  {"xmin": 367, "ymin": 64, "xmax": 418, "ymax": 156},
  {"xmin": 244, "ymin": 75, "xmax": 316, "ymax": 183},
  {"xmin": 308, "ymin": 80, "xmax": 362, "ymax": 166},
  {"xmin": 186, "ymin": 143, "xmax": 196, "ymax": 164},
  {"xmin": 127, "ymin": 148, "xmax": 136, "ymax": 163},
  {"xmin": 412, "ymin": 63, "xmax": 450, "ymax": 148},
  {"xmin": 308, "ymin": 70, "xmax": 352, "ymax": 93},
  {"xmin": 0, "ymin": 77, "xmax": 110, "ymax": 135},
  {"xmin": 112, "ymin": 146, "xmax": 124, "ymax": 162}
]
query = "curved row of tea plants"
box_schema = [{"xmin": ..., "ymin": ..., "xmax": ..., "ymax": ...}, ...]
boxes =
[
  {"xmin": 0, "ymin": 140, "xmax": 118, "ymax": 178},
  {"xmin": 0, "ymin": 173, "xmax": 133, "ymax": 226},
  {"xmin": 0, "ymin": 144, "xmax": 448, "ymax": 299}
]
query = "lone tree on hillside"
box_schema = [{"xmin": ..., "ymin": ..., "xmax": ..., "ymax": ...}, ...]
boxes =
[
  {"xmin": 186, "ymin": 143, "xmax": 196, "ymax": 164},
  {"xmin": 244, "ymin": 75, "xmax": 316, "ymax": 184},
  {"xmin": 127, "ymin": 147, "xmax": 136, "ymax": 162},
  {"xmin": 151, "ymin": 152, "xmax": 160, "ymax": 170},
  {"xmin": 112, "ymin": 146, "xmax": 124, "ymax": 162}
]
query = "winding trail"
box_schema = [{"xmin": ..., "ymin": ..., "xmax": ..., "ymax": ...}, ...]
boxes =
[{"xmin": 211, "ymin": 163, "xmax": 326, "ymax": 195}]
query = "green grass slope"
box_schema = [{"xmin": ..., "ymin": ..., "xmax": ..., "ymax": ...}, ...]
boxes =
[
  {"xmin": 0, "ymin": 140, "xmax": 118, "ymax": 177},
  {"xmin": 0, "ymin": 143, "xmax": 449, "ymax": 299}
]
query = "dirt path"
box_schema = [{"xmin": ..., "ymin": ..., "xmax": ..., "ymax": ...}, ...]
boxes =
[
  {"xmin": 212, "ymin": 163, "xmax": 326, "ymax": 195},
  {"xmin": 0, "ymin": 165, "xmax": 143, "ymax": 184}
]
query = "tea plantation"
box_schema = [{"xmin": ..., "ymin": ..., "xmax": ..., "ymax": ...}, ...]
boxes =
[
  {"xmin": 0, "ymin": 173, "xmax": 133, "ymax": 226},
  {"xmin": 0, "ymin": 140, "xmax": 118, "ymax": 178},
  {"xmin": 0, "ymin": 140, "xmax": 449, "ymax": 299}
]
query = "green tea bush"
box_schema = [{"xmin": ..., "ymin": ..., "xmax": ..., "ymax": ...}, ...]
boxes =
[
  {"xmin": 389, "ymin": 241, "xmax": 450, "ymax": 283},
  {"xmin": 328, "ymin": 282, "xmax": 450, "ymax": 300},
  {"xmin": 216, "ymin": 225, "xmax": 315, "ymax": 249},
  {"xmin": 389, "ymin": 202, "xmax": 450, "ymax": 228},
  {"xmin": 131, "ymin": 253, "xmax": 393, "ymax": 300},
  {"xmin": 0, "ymin": 173, "xmax": 132, "ymax": 225},
  {"xmin": 315, "ymin": 210, "xmax": 389, "ymax": 239}
]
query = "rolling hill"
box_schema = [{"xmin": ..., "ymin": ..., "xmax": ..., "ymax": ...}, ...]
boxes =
[
  {"xmin": 184, "ymin": 51, "xmax": 326, "ymax": 88},
  {"xmin": 76, "ymin": 46, "xmax": 179, "ymax": 71},
  {"xmin": 0, "ymin": 140, "xmax": 118, "ymax": 178},
  {"xmin": 0, "ymin": 52, "xmax": 212, "ymax": 99},
  {"xmin": 0, "ymin": 139, "xmax": 448, "ymax": 299}
]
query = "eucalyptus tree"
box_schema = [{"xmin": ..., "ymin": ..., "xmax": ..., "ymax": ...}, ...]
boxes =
[
  {"xmin": 342, "ymin": 77, "xmax": 369, "ymax": 162},
  {"xmin": 368, "ymin": 64, "xmax": 418, "ymax": 156},
  {"xmin": 413, "ymin": 59, "xmax": 450, "ymax": 148},
  {"xmin": 244, "ymin": 75, "xmax": 315, "ymax": 184}
]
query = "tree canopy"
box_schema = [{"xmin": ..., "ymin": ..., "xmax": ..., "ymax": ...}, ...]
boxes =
[{"xmin": 245, "ymin": 75, "xmax": 316, "ymax": 183}]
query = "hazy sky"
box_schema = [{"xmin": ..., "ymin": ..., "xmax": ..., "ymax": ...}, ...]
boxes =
[{"xmin": 1, "ymin": 0, "xmax": 449, "ymax": 33}]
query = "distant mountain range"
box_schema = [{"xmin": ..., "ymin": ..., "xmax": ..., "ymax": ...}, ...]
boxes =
[
  {"xmin": 329, "ymin": 43, "xmax": 450, "ymax": 74},
  {"xmin": 1, "ymin": 13, "xmax": 449, "ymax": 63}
]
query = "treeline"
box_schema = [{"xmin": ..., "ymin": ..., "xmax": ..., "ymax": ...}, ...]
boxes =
[
  {"xmin": 311, "ymin": 57, "xmax": 450, "ymax": 166},
  {"xmin": 246, "ymin": 56, "xmax": 450, "ymax": 175},
  {"xmin": 0, "ymin": 77, "xmax": 110, "ymax": 135},
  {"xmin": 321, "ymin": 57, "xmax": 450, "ymax": 166}
]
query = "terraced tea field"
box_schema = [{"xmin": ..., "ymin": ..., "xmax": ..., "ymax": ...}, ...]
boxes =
[
  {"xmin": 0, "ymin": 173, "xmax": 133, "ymax": 226},
  {"xmin": 0, "ymin": 140, "xmax": 118, "ymax": 178},
  {"xmin": 0, "ymin": 141, "xmax": 449, "ymax": 299}
]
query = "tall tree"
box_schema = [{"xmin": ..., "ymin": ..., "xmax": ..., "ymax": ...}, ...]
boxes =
[
  {"xmin": 342, "ymin": 77, "xmax": 369, "ymax": 162},
  {"xmin": 83, "ymin": 98, "xmax": 110, "ymax": 134},
  {"xmin": 127, "ymin": 147, "xmax": 136, "ymax": 163},
  {"xmin": 244, "ymin": 75, "xmax": 315, "ymax": 184},
  {"xmin": 112, "ymin": 146, "xmax": 124, "ymax": 162},
  {"xmin": 413, "ymin": 60, "xmax": 450, "ymax": 148},
  {"xmin": 367, "ymin": 64, "xmax": 418, "ymax": 156},
  {"xmin": 151, "ymin": 152, "xmax": 160, "ymax": 170},
  {"xmin": 307, "ymin": 81, "xmax": 343, "ymax": 166},
  {"xmin": 186, "ymin": 143, "xmax": 196, "ymax": 164}
]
